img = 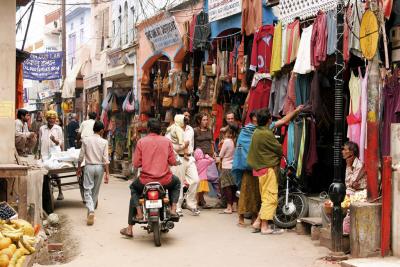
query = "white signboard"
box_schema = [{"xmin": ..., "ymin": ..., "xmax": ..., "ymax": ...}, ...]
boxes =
[
  {"xmin": 208, "ymin": 0, "xmax": 242, "ymax": 22},
  {"xmin": 144, "ymin": 17, "xmax": 181, "ymax": 51},
  {"xmin": 83, "ymin": 72, "xmax": 101, "ymax": 90}
]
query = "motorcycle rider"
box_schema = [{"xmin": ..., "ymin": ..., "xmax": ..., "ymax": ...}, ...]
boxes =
[{"xmin": 120, "ymin": 118, "xmax": 181, "ymax": 238}]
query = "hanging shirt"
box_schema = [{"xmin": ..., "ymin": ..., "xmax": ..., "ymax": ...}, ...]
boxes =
[
  {"xmin": 270, "ymin": 22, "xmax": 282, "ymax": 76},
  {"xmin": 285, "ymin": 20, "xmax": 300, "ymax": 65},
  {"xmin": 283, "ymin": 72, "xmax": 297, "ymax": 115},
  {"xmin": 281, "ymin": 26, "xmax": 288, "ymax": 67},
  {"xmin": 359, "ymin": 67, "xmax": 368, "ymax": 162},
  {"xmin": 326, "ymin": 10, "xmax": 337, "ymax": 55},
  {"xmin": 250, "ymin": 25, "xmax": 275, "ymax": 74},
  {"xmin": 269, "ymin": 73, "xmax": 289, "ymax": 117},
  {"xmin": 343, "ymin": 5, "xmax": 352, "ymax": 62},
  {"xmin": 310, "ymin": 11, "xmax": 328, "ymax": 68},
  {"xmin": 382, "ymin": 72, "xmax": 400, "ymax": 156},
  {"xmin": 295, "ymin": 73, "xmax": 313, "ymax": 106},
  {"xmin": 346, "ymin": 70, "xmax": 362, "ymax": 147},
  {"xmin": 349, "ymin": 0, "xmax": 365, "ymax": 58},
  {"xmin": 293, "ymin": 25, "xmax": 314, "ymax": 74},
  {"xmin": 242, "ymin": 0, "xmax": 263, "ymax": 36}
]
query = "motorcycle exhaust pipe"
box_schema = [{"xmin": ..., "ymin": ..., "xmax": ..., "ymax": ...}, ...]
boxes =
[{"xmin": 166, "ymin": 221, "xmax": 174, "ymax": 230}]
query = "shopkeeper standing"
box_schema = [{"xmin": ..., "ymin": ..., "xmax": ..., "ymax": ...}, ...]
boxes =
[{"xmin": 39, "ymin": 110, "xmax": 64, "ymax": 200}]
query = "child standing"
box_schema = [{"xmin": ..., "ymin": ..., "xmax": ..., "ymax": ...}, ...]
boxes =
[
  {"xmin": 194, "ymin": 148, "xmax": 214, "ymax": 207},
  {"xmin": 218, "ymin": 125, "xmax": 238, "ymax": 214}
]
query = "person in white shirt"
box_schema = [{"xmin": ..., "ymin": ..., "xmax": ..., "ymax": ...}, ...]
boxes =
[
  {"xmin": 15, "ymin": 109, "xmax": 37, "ymax": 156},
  {"xmin": 77, "ymin": 120, "xmax": 109, "ymax": 226},
  {"xmin": 77, "ymin": 112, "xmax": 96, "ymax": 145},
  {"xmin": 39, "ymin": 110, "xmax": 64, "ymax": 200},
  {"xmin": 166, "ymin": 110, "xmax": 200, "ymax": 216}
]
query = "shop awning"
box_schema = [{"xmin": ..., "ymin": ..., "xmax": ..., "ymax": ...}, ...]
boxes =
[
  {"xmin": 103, "ymin": 64, "xmax": 134, "ymax": 81},
  {"xmin": 61, "ymin": 62, "xmax": 82, "ymax": 99}
]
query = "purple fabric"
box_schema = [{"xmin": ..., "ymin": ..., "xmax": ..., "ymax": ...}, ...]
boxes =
[{"xmin": 382, "ymin": 72, "xmax": 400, "ymax": 156}]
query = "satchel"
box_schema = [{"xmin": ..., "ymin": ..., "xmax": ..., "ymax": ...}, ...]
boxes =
[
  {"xmin": 101, "ymin": 92, "xmax": 113, "ymax": 111},
  {"xmin": 162, "ymin": 96, "xmax": 173, "ymax": 107},
  {"xmin": 172, "ymin": 95, "xmax": 184, "ymax": 109},
  {"xmin": 125, "ymin": 91, "xmax": 135, "ymax": 113},
  {"xmin": 111, "ymin": 95, "xmax": 119, "ymax": 113},
  {"xmin": 206, "ymin": 161, "xmax": 219, "ymax": 183},
  {"xmin": 162, "ymin": 75, "xmax": 170, "ymax": 93},
  {"xmin": 204, "ymin": 64, "xmax": 215, "ymax": 77}
]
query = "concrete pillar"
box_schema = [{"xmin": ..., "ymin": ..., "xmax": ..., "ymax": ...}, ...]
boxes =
[
  {"xmin": 391, "ymin": 123, "xmax": 400, "ymax": 256},
  {"xmin": 0, "ymin": 1, "xmax": 17, "ymax": 164}
]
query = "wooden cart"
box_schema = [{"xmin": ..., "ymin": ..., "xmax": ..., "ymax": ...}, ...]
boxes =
[{"xmin": 42, "ymin": 166, "xmax": 84, "ymax": 214}]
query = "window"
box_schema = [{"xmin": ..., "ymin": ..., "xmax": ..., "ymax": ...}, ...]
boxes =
[
  {"xmin": 80, "ymin": 28, "xmax": 84, "ymax": 44},
  {"xmin": 80, "ymin": 16, "xmax": 84, "ymax": 25},
  {"xmin": 112, "ymin": 20, "xmax": 115, "ymax": 37},
  {"xmin": 124, "ymin": 1, "xmax": 128, "ymax": 44},
  {"xmin": 68, "ymin": 33, "xmax": 76, "ymax": 68},
  {"xmin": 70, "ymin": 22, "xmax": 74, "ymax": 31}
]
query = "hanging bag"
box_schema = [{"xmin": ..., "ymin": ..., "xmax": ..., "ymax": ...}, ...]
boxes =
[
  {"xmin": 101, "ymin": 92, "xmax": 113, "ymax": 111},
  {"xmin": 125, "ymin": 90, "xmax": 136, "ymax": 113},
  {"xmin": 111, "ymin": 95, "xmax": 119, "ymax": 113}
]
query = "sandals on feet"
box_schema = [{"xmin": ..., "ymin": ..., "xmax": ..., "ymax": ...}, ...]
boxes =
[
  {"xmin": 120, "ymin": 227, "xmax": 133, "ymax": 238},
  {"xmin": 219, "ymin": 209, "xmax": 232, "ymax": 214}
]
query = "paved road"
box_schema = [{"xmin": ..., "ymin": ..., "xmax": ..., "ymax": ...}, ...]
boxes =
[{"xmin": 37, "ymin": 176, "xmax": 333, "ymax": 267}]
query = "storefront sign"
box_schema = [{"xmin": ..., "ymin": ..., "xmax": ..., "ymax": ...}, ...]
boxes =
[
  {"xmin": 208, "ymin": 0, "xmax": 242, "ymax": 22},
  {"xmin": 23, "ymin": 52, "xmax": 63, "ymax": 80},
  {"xmin": 38, "ymin": 90, "xmax": 54, "ymax": 100},
  {"xmin": 83, "ymin": 72, "xmax": 102, "ymax": 90},
  {"xmin": 144, "ymin": 16, "xmax": 181, "ymax": 51}
]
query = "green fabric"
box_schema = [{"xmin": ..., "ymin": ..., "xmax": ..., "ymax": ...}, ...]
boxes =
[
  {"xmin": 296, "ymin": 118, "xmax": 306, "ymax": 177},
  {"xmin": 247, "ymin": 126, "xmax": 283, "ymax": 170}
]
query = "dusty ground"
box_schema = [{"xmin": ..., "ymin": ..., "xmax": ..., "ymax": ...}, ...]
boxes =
[{"xmin": 33, "ymin": 176, "xmax": 339, "ymax": 267}]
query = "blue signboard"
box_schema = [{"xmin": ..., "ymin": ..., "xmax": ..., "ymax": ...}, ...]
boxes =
[{"xmin": 23, "ymin": 52, "xmax": 63, "ymax": 81}]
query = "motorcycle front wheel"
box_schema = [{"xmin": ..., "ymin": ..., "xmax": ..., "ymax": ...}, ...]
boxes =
[
  {"xmin": 273, "ymin": 193, "xmax": 308, "ymax": 228},
  {"xmin": 152, "ymin": 221, "xmax": 161, "ymax": 247}
]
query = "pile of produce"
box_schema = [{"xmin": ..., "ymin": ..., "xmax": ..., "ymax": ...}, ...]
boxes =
[{"xmin": 0, "ymin": 219, "xmax": 38, "ymax": 267}]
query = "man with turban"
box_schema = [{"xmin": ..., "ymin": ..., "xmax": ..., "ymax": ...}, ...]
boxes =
[{"xmin": 39, "ymin": 110, "xmax": 65, "ymax": 200}]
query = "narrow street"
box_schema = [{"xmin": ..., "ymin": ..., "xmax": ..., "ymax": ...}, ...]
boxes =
[{"xmin": 37, "ymin": 176, "xmax": 334, "ymax": 267}]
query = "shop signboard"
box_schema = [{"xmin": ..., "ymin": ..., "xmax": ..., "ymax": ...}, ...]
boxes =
[
  {"xmin": 144, "ymin": 16, "xmax": 181, "ymax": 51},
  {"xmin": 23, "ymin": 52, "xmax": 63, "ymax": 80},
  {"xmin": 208, "ymin": 0, "xmax": 242, "ymax": 22},
  {"xmin": 83, "ymin": 72, "xmax": 102, "ymax": 90}
]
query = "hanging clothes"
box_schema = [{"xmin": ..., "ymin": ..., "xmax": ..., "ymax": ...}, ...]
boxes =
[
  {"xmin": 343, "ymin": 5, "xmax": 352, "ymax": 62},
  {"xmin": 305, "ymin": 118, "xmax": 318, "ymax": 175},
  {"xmin": 193, "ymin": 11, "xmax": 210, "ymax": 51},
  {"xmin": 346, "ymin": 70, "xmax": 362, "ymax": 147},
  {"xmin": 296, "ymin": 118, "xmax": 306, "ymax": 177},
  {"xmin": 285, "ymin": 20, "xmax": 300, "ymax": 65},
  {"xmin": 309, "ymin": 71, "xmax": 322, "ymax": 117},
  {"xmin": 281, "ymin": 26, "xmax": 288, "ymax": 67},
  {"xmin": 326, "ymin": 10, "xmax": 337, "ymax": 55},
  {"xmin": 269, "ymin": 73, "xmax": 289, "ymax": 117},
  {"xmin": 382, "ymin": 70, "xmax": 400, "ymax": 156},
  {"xmin": 189, "ymin": 14, "xmax": 197, "ymax": 52},
  {"xmin": 348, "ymin": 0, "xmax": 365, "ymax": 58},
  {"xmin": 242, "ymin": 0, "xmax": 263, "ymax": 36},
  {"xmin": 283, "ymin": 72, "xmax": 297, "ymax": 115},
  {"xmin": 293, "ymin": 25, "xmax": 313, "ymax": 74},
  {"xmin": 295, "ymin": 73, "xmax": 312, "ymax": 106},
  {"xmin": 287, "ymin": 121, "xmax": 295, "ymax": 164},
  {"xmin": 250, "ymin": 25, "xmax": 275, "ymax": 74},
  {"xmin": 359, "ymin": 66, "xmax": 368, "ymax": 162},
  {"xmin": 245, "ymin": 79, "xmax": 273, "ymax": 124},
  {"xmin": 270, "ymin": 21, "xmax": 282, "ymax": 76},
  {"xmin": 310, "ymin": 11, "xmax": 327, "ymax": 68}
]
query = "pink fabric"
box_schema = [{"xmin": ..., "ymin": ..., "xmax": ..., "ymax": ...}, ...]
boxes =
[
  {"xmin": 282, "ymin": 72, "xmax": 297, "ymax": 115},
  {"xmin": 346, "ymin": 70, "xmax": 362, "ymax": 147},
  {"xmin": 253, "ymin": 167, "xmax": 268, "ymax": 177},
  {"xmin": 194, "ymin": 148, "xmax": 214, "ymax": 181},
  {"xmin": 359, "ymin": 67, "xmax": 368, "ymax": 162}
]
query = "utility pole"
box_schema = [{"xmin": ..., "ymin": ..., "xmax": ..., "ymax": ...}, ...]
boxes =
[
  {"xmin": 62, "ymin": 0, "xmax": 66, "ymax": 79},
  {"xmin": 329, "ymin": 0, "xmax": 346, "ymax": 254}
]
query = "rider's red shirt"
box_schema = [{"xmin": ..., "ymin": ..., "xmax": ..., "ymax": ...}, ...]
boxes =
[{"xmin": 133, "ymin": 133, "xmax": 176, "ymax": 185}]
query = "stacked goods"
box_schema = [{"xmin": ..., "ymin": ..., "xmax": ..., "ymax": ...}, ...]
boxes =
[
  {"xmin": 0, "ymin": 219, "xmax": 38, "ymax": 267},
  {"xmin": 0, "ymin": 204, "xmax": 16, "ymax": 221}
]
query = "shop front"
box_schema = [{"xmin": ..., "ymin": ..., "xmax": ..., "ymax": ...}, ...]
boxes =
[{"xmin": 103, "ymin": 46, "xmax": 137, "ymax": 172}]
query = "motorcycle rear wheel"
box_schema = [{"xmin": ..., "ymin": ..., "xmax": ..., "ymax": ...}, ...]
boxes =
[
  {"xmin": 273, "ymin": 193, "xmax": 308, "ymax": 228},
  {"xmin": 152, "ymin": 221, "xmax": 161, "ymax": 247}
]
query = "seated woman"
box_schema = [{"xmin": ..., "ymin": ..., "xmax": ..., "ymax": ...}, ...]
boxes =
[
  {"xmin": 342, "ymin": 141, "xmax": 367, "ymax": 235},
  {"xmin": 342, "ymin": 141, "xmax": 367, "ymax": 195}
]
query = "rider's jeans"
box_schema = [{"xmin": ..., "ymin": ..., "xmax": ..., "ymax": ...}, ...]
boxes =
[
  {"xmin": 83, "ymin": 164, "xmax": 104, "ymax": 213},
  {"xmin": 171, "ymin": 156, "xmax": 200, "ymax": 211}
]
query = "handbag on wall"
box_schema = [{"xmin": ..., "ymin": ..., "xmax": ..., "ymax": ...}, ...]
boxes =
[
  {"xmin": 162, "ymin": 97, "xmax": 173, "ymax": 108},
  {"xmin": 162, "ymin": 75, "xmax": 170, "ymax": 93},
  {"xmin": 111, "ymin": 95, "xmax": 119, "ymax": 113},
  {"xmin": 172, "ymin": 95, "xmax": 184, "ymax": 109}
]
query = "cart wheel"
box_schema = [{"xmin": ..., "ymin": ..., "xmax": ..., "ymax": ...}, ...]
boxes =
[{"xmin": 42, "ymin": 175, "xmax": 55, "ymax": 214}]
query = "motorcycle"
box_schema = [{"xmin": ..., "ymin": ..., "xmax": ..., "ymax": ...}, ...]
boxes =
[
  {"xmin": 136, "ymin": 182, "xmax": 179, "ymax": 247},
  {"xmin": 273, "ymin": 157, "xmax": 309, "ymax": 228}
]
